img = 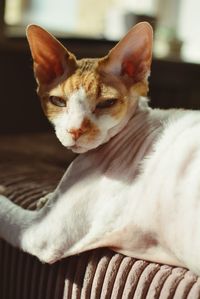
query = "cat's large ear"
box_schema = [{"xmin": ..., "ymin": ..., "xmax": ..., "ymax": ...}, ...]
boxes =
[
  {"xmin": 99, "ymin": 22, "xmax": 153, "ymax": 84},
  {"xmin": 26, "ymin": 25, "xmax": 77, "ymax": 85}
]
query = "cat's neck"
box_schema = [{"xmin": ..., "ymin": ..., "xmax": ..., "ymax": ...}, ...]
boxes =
[{"xmin": 89, "ymin": 100, "xmax": 167, "ymax": 183}]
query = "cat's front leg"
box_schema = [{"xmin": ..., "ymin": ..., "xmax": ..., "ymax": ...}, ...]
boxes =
[
  {"xmin": 20, "ymin": 193, "xmax": 92, "ymax": 263},
  {"xmin": 0, "ymin": 193, "xmax": 69, "ymax": 263}
]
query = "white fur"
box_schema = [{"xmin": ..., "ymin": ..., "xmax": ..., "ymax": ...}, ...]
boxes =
[
  {"xmin": 52, "ymin": 88, "xmax": 89, "ymax": 147},
  {"xmin": 2, "ymin": 99, "xmax": 200, "ymax": 275}
]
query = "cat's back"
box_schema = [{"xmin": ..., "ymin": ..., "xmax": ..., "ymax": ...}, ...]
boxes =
[
  {"xmin": 151, "ymin": 108, "xmax": 200, "ymax": 160},
  {"xmin": 140, "ymin": 108, "xmax": 200, "ymax": 211}
]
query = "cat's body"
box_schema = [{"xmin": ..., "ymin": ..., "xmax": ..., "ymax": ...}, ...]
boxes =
[{"xmin": 1, "ymin": 22, "xmax": 200, "ymax": 275}]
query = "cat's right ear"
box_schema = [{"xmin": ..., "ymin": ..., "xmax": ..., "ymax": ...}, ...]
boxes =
[{"xmin": 26, "ymin": 25, "xmax": 77, "ymax": 85}]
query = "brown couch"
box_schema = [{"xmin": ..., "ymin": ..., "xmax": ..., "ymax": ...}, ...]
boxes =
[{"xmin": 1, "ymin": 132, "xmax": 200, "ymax": 299}]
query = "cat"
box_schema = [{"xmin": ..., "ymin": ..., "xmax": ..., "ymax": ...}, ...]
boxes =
[{"xmin": 1, "ymin": 22, "xmax": 200, "ymax": 275}]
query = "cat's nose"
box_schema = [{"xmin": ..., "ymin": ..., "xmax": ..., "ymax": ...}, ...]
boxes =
[
  {"xmin": 68, "ymin": 118, "xmax": 91, "ymax": 141},
  {"xmin": 68, "ymin": 128, "xmax": 84, "ymax": 141}
]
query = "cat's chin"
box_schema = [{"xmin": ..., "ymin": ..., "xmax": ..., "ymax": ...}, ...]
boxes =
[
  {"xmin": 67, "ymin": 145, "xmax": 89, "ymax": 154},
  {"xmin": 67, "ymin": 141, "xmax": 103, "ymax": 153}
]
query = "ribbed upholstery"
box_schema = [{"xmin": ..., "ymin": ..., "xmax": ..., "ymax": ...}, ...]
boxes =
[{"xmin": 0, "ymin": 133, "xmax": 200, "ymax": 299}]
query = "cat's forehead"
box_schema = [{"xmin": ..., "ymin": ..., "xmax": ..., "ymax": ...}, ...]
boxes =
[
  {"xmin": 77, "ymin": 58, "xmax": 98, "ymax": 73},
  {"xmin": 49, "ymin": 59, "xmax": 125, "ymax": 100}
]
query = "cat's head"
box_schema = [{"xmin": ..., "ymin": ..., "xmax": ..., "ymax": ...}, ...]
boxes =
[{"xmin": 26, "ymin": 22, "xmax": 153, "ymax": 153}]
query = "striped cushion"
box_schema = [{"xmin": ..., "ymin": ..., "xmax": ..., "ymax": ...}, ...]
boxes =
[{"xmin": 0, "ymin": 133, "xmax": 200, "ymax": 299}]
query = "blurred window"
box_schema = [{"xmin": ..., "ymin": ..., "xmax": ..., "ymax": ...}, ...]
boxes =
[{"xmin": 4, "ymin": 0, "xmax": 156, "ymax": 37}]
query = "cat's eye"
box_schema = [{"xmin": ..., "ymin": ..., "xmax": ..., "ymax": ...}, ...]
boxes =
[
  {"xmin": 49, "ymin": 96, "xmax": 66, "ymax": 107},
  {"xmin": 96, "ymin": 98, "xmax": 118, "ymax": 109}
]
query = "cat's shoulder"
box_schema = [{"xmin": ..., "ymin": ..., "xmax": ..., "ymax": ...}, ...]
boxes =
[{"xmin": 150, "ymin": 108, "xmax": 200, "ymax": 153}]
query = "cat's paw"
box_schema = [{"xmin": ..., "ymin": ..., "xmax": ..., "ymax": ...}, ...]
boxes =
[
  {"xmin": 0, "ymin": 185, "xmax": 6, "ymax": 195},
  {"xmin": 38, "ymin": 248, "xmax": 64, "ymax": 264},
  {"xmin": 36, "ymin": 192, "xmax": 53, "ymax": 210}
]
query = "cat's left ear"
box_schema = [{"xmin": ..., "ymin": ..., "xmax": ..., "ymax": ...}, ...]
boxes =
[
  {"xmin": 99, "ymin": 22, "xmax": 153, "ymax": 84},
  {"xmin": 26, "ymin": 25, "xmax": 77, "ymax": 85}
]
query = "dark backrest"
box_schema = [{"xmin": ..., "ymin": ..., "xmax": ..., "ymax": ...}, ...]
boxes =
[{"xmin": 1, "ymin": 38, "xmax": 200, "ymax": 134}]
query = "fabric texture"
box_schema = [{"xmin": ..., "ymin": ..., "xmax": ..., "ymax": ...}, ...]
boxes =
[{"xmin": 0, "ymin": 133, "xmax": 200, "ymax": 299}]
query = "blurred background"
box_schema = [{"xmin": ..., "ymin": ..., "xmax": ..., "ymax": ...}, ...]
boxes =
[
  {"xmin": 3, "ymin": 0, "xmax": 200, "ymax": 62},
  {"xmin": 0, "ymin": 0, "xmax": 200, "ymax": 133}
]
